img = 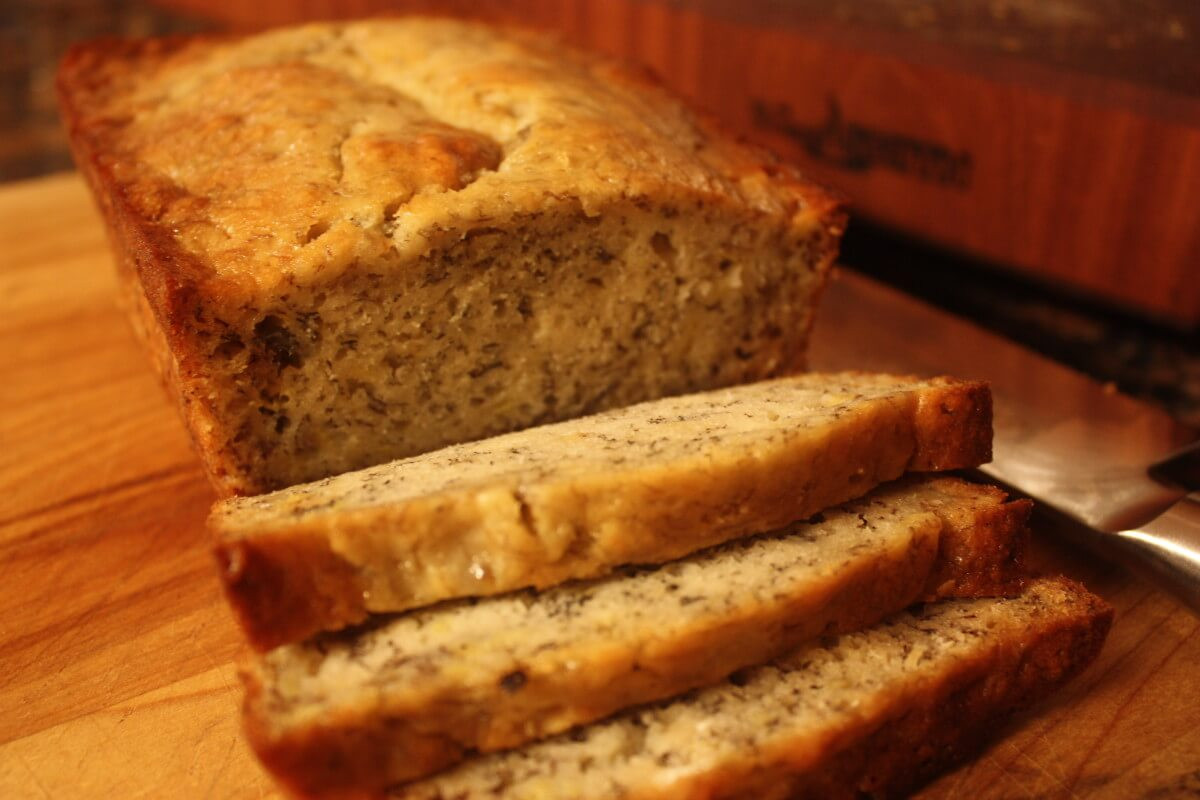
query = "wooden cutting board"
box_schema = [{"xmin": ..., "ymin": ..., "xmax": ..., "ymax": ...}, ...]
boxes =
[{"xmin": 0, "ymin": 173, "xmax": 1196, "ymax": 798}]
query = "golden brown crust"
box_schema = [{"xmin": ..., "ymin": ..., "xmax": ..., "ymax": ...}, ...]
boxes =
[
  {"xmin": 915, "ymin": 478, "xmax": 1030, "ymax": 599},
  {"xmin": 59, "ymin": 23, "xmax": 846, "ymax": 297},
  {"xmin": 909, "ymin": 377, "xmax": 993, "ymax": 471},
  {"xmin": 216, "ymin": 532, "xmax": 365, "ymax": 652},
  {"xmin": 240, "ymin": 664, "xmax": 457, "ymax": 800},
  {"xmin": 58, "ymin": 35, "xmax": 254, "ymax": 495}
]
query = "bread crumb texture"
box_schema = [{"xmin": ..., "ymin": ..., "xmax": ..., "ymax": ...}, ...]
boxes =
[
  {"xmin": 211, "ymin": 373, "xmax": 992, "ymax": 648},
  {"xmin": 60, "ymin": 18, "xmax": 845, "ymax": 493},
  {"xmin": 392, "ymin": 578, "xmax": 1111, "ymax": 800},
  {"xmin": 242, "ymin": 476, "xmax": 1025, "ymax": 794}
]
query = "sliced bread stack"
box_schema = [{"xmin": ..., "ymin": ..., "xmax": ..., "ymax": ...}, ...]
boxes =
[
  {"xmin": 391, "ymin": 577, "xmax": 1110, "ymax": 800},
  {"xmin": 210, "ymin": 373, "xmax": 1111, "ymax": 798}
]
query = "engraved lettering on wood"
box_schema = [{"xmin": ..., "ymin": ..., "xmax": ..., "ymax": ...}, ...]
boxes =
[{"xmin": 752, "ymin": 97, "xmax": 974, "ymax": 190}]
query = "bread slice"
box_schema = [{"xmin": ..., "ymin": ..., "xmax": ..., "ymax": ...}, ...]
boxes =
[
  {"xmin": 212, "ymin": 373, "xmax": 991, "ymax": 649},
  {"xmin": 57, "ymin": 18, "xmax": 845, "ymax": 497},
  {"xmin": 392, "ymin": 578, "xmax": 1111, "ymax": 800},
  {"xmin": 242, "ymin": 476, "xmax": 1026, "ymax": 796}
]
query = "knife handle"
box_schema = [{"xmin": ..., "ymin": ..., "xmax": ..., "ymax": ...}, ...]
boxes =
[{"xmin": 1117, "ymin": 496, "xmax": 1200, "ymax": 616}]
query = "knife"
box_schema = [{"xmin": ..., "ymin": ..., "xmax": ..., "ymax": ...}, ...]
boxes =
[{"xmin": 809, "ymin": 269, "xmax": 1200, "ymax": 614}]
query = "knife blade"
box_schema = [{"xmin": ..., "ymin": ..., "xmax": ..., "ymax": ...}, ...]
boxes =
[{"xmin": 809, "ymin": 268, "xmax": 1200, "ymax": 612}]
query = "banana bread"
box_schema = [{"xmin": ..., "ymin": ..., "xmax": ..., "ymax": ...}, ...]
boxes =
[
  {"xmin": 56, "ymin": 18, "xmax": 846, "ymax": 496},
  {"xmin": 393, "ymin": 578, "xmax": 1112, "ymax": 800},
  {"xmin": 211, "ymin": 373, "xmax": 992, "ymax": 649},
  {"xmin": 243, "ymin": 476, "xmax": 1027, "ymax": 796}
]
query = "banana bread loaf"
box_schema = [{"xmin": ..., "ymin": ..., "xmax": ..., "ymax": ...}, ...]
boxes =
[
  {"xmin": 57, "ymin": 18, "xmax": 846, "ymax": 496},
  {"xmin": 393, "ymin": 578, "xmax": 1111, "ymax": 800},
  {"xmin": 211, "ymin": 373, "xmax": 992, "ymax": 649},
  {"xmin": 243, "ymin": 476, "xmax": 1028, "ymax": 796}
]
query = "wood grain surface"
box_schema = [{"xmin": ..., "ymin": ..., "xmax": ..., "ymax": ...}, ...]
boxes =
[{"xmin": 1, "ymin": 173, "xmax": 1197, "ymax": 798}]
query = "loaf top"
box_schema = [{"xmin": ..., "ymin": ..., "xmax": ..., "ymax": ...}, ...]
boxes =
[{"xmin": 58, "ymin": 17, "xmax": 840, "ymax": 296}]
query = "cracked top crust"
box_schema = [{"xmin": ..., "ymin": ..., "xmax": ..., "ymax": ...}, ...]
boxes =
[{"xmin": 57, "ymin": 17, "xmax": 839, "ymax": 297}]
